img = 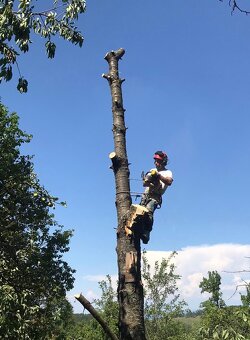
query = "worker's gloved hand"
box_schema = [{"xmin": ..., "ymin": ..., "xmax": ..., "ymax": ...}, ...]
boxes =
[{"xmin": 150, "ymin": 169, "xmax": 158, "ymax": 177}]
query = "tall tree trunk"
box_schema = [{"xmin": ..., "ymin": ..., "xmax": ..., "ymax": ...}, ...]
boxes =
[{"xmin": 103, "ymin": 49, "xmax": 146, "ymax": 340}]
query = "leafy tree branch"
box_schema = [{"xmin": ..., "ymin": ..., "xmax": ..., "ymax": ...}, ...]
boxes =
[
  {"xmin": 0, "ymin": 0, "xmax": 86, "ymax": 92},
  {"xmin": 0, "ymin": 103, "xmax": 75, "ymax": 338}
]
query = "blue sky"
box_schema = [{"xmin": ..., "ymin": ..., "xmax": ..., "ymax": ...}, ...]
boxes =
[{"xmin": 1, "ymin": 0, "xmax": 250, "ymax": 311}]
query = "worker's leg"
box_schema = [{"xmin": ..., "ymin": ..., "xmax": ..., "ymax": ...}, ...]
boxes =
[{"xmin": 140, "ymin": 198, "xmax": 158, "ymax": 244}]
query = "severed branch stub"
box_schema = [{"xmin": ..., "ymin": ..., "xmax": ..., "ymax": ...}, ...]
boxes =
[
  {"xmin": 104, "ymin": 48, "xmax": 125, "ymax": 62},
  {"xmin": 109, "ymin": 151, "xmax": 120, "ymax": 171},
  {"xmin": 75, "ymin": 293, "xmax": 118, "ymax": 340}
]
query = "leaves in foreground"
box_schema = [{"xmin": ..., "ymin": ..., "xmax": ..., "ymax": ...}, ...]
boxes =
[{"xmin": 0, "ymin": 0, "xmax": 86, "ymax": 92}]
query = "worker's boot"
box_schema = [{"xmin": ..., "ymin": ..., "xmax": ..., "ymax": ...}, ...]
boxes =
[
  {"xmin": 140, "ymin": 210, "xmax": 153, "ymax": 244},
  {"xmin": 141, "ymin": 230, "xmax": 150, "ymax": 244}
]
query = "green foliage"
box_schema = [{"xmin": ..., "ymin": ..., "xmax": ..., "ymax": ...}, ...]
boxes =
[
  {"xmin": 66, "ymin": 259, "xmax": 250, "ymax": 340},
  {"xmin": 67, "ymin": 254, "xmax": 194, "ymax": 340},
  {"xmin": 67, "ymin": 253, "xmax": 199, "ymax": 339},
  {"xmin": 142, "ymin": 251, "xmax": 192, "ymax": 340},
  {"xmin": 199, "ymin": 271, "xmax": 225, "ymax": 308},
  {"xmin": 0, "ymin": 0, "xmax": 86, "ymax": 92},
  {"xmin": 95, "ymin": 275, "xmax": 119, "ymax": 336},
  {"xmin": 241, "ymin": 284, "xmax": 250, "ymax": 307},
  {"xmin": 198, "ymin": 272, "xmax": 250, "ymax": 340},
  {"xmin": 67, "ymin": 275, "xmax": 119, "ymax": 340},
  {"xmin": 0, "ymin": 103, "xmax": 75, "ymax": 339},
  {"xmin": 198, "ymin": 305, "xmax": 250, "ymax": 340}
]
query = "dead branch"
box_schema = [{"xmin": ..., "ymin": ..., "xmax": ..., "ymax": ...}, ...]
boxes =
[
  {"xmin": 223, "ymin": 270, "xmax": 250, "ymax": 274},
  {"xmin": 228, "ymin": 280, "xmax": 250, "ymax": 300},
  {"xmin": 221, "ymin": 0, "xmax": 250, "ymax": 15},
  {"xmin": 75, "ymin": 294, "xmax": 118, "ymax": 340}
]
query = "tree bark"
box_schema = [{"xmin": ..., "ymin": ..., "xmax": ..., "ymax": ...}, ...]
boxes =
[{"xmin": 103, "ymin": 49, "xmax": 146, "ymax": 340}]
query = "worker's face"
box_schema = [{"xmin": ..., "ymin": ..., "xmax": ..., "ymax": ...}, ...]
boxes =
[{"xmin": 154, "ymin": 159, "xmax": 164, "ymax": 171}]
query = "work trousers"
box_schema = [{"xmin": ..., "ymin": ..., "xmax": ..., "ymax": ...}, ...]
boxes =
[{"xmin": 140, "ymin": 194, "xmax": 161, "ymax": 231}]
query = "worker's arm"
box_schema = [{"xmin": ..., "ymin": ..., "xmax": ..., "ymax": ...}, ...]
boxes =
[{"xmin": 158, "ymin": 174, "xmax": 173, "ymax": 186}]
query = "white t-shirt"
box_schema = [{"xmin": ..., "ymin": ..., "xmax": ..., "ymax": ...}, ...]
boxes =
[
  {"xmin": 158, "ymin": 169, "xmax": 173, "ymax": 195},
  {"xmin": 144, "ymin": 169, "xmax": 173, "ymax": 196}
]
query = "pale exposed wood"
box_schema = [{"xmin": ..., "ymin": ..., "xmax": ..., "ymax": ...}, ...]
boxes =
[
  {"xmin": 125, "ymin": 251, "xmax": 138, "ymax": 283},
  {"xmin": 125, "ymin": 204, "xmax": 149, "ymax": 236},
  {"xmin": 109, "ymin": 151, "xmax": 116, "ymax": 159},
  {"xmin": 109, "ymin": 151, "xmax": 120, "ymax": 170},
  {"xmin": 102, "ymin": 73, "xmax": 111, "ymax": 80}
]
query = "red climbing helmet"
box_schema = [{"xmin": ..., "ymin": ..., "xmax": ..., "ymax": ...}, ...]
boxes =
[{"xmin": 153, "ymin": 151, "xmax": 168, "ymax": 166}]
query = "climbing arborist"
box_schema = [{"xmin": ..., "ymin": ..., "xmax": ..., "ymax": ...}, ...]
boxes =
[{"xmin": 140, "ymin": 151, "xmax": 173, "ymax": 243}]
